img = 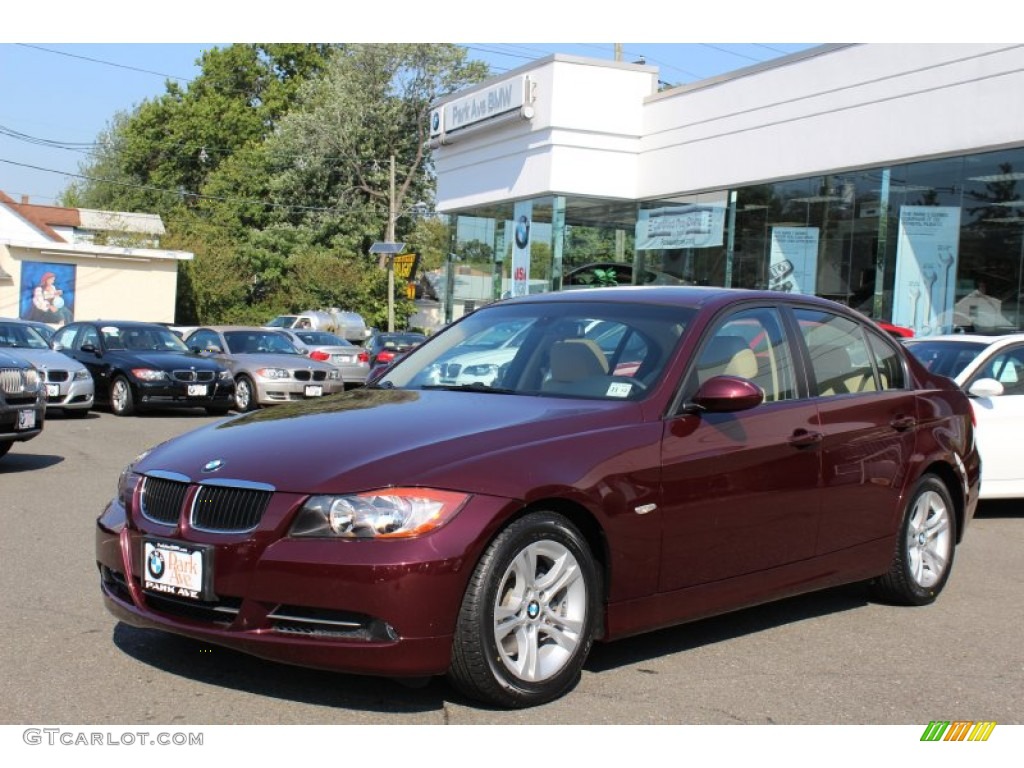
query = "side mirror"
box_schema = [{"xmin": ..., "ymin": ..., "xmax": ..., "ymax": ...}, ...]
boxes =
[
  {"xmin": 80, "ymin": 343, "xmax": 100, "ymax": 356},
  {"xmin": 968, "ymin": 377, "xmax": 1004, "ymax": 398},
  {"xmin": 689, "ymin": 375, "xmax": 764, "ymax": 413}
]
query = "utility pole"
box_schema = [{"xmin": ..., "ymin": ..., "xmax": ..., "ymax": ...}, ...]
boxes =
[{"xmin": 387, "ymin": 154, "xmax": 396, "ymax": 333}]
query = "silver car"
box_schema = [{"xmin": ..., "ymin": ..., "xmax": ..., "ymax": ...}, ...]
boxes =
[
  {"xmin": 270, "ymin": 328, "xmax": 370, "ymax": 387},
  {"xmin": 0, "ymin": 318, "xmax": 94, "ymax": 417},
  {"xmin": 184, "ymin": 326, "xmax": 343, "ymax": 411}
]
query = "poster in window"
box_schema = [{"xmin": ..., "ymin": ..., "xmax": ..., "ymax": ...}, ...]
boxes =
[
  {"xmin": 511, "ymin": 201, "xmax": 532, "ymax": 297},
  {"xmin": 769, "ymin": 227, "xmax": 819, "ymax": 294},
  {"xmin": 892, "ymin": 206, "xmax": 960, "ymax": 336}
]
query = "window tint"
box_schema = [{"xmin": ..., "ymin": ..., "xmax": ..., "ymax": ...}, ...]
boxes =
[
  {"xmin": 795, "ymin": 309, "xmax": 878, "ymax": 397},
  {"xmin": 694, "ymin": 307, "xmax": 795, "ymax": 402},
  {"xmin": 867, "ymin": 332, "xmax": 906, "ymax": 390}
]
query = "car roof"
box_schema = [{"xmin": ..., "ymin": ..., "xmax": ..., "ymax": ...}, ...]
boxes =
[{"xmin": 906, "ymin": 333, "xmax": 1024, "ymax": 345}]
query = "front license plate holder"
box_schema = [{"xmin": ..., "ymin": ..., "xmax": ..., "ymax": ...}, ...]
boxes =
[
  {"xmin": 45, "ymin": 383, "xmax": 60, "ymax": 398},
  {"xmin": 187, "ymin": 384, "xmax": 209, "ymax": 397},
  {"xmin": 304, "ymin": 385, "xmax": 323, "ymax": 397},
  {"xmin": 142, "ymin": 539, "xmax": 213, "ymax": 601},
  {"xmin": 16, "ymin": 409, "xmax": 36, "ymax": 430}
]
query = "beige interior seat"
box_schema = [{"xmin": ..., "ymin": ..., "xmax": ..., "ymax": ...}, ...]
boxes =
[
  {"xmin": 543, "ymin": 339, "xmax": 609, "ymax": 393},
  {"xmin": 697, "ymin": 335, "xmax": 758, "ymax": 384}
]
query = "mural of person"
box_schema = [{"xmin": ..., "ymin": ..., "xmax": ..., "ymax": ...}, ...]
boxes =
[{"xmin": 28, "ymin": 271, "xmax": 73, "ymax": 326}]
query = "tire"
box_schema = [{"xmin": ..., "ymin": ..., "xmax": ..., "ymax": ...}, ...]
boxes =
[
  {"xmin": 448, "ymin": 511, "xmax": 599, "ymax": 708},
  {"xmin": 109, "ymin": 376, "xmax": 136, "ymax": 417},
  {"xmin": 870, "ymin": 474, "xmax": 956, "ymax": 606},
  {"xmin": 234, "ymin": 376, "xmax": 259, "ymax": 412}
]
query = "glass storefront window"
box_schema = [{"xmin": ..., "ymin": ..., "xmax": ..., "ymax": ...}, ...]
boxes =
[{"xmin": 446, "ymin": 146, "xmax": 1024, "ymax": 334}]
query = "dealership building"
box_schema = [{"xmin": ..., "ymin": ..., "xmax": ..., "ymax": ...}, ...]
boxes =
[{"xmin": 431, "ymin": 43, "xmax": 1024, "ymax": 335}]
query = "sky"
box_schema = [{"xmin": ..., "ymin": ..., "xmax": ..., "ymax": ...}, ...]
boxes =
[
  {"xmin": 0, "ymin": 39, "xmax": 819, "ymax": 206},
  {"xmin": 1, "ymin": 0, "xmax": 996, "ymax": 209}
]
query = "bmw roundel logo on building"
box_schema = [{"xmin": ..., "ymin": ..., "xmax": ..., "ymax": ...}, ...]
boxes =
[
  {"xmin": 147, "ymin": 550, "xmax": 165, "ymax": 579},
  {"xmin": 514, "ymin": 215, "xmax": 530, "ymax": 249},
  {"xmin": 430, "ymin": 110, "xmax": 442, "ymax": 135}
]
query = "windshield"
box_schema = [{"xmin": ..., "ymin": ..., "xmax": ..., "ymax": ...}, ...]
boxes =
[
  {"xmin": 0, "ymin": 322, "xmax": 51, "ymax": 349},
  {"xmin": 224, "ymin": 330, "xmax": 304, "ymax": 355},
  {"xmin": 102, "ymin": 325, "xmax": 191, "ymax": 352},
  {"xmin": 904, "ymin": 340, "xmax": 987, "ymax": 378},
  {"xmin": 265, "ymin": 316, "xmax": 296, "ymax": 328},
  {"xmin": 379, "ymin": 301, "xmax": 692, "ymax": 400}
]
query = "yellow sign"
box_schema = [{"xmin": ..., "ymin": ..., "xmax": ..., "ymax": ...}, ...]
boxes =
[{"xmin": 392, "ymin": 253, "xmax": 419, "ymax": 282}]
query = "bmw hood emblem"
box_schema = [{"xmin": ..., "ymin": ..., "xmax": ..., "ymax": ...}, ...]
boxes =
[{"xmin": 202, "ymin": 458, "xmax": 225, "ymax": 473}]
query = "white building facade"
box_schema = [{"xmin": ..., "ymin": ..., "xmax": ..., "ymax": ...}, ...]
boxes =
[{"xmin": 431, "ymin": 44, "xmax": 1024, "ymax": 334}]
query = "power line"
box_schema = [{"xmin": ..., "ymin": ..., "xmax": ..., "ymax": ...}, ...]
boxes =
[{"xmin": 15, "ymin": 43, "xmax": 194, "ymax": 82}]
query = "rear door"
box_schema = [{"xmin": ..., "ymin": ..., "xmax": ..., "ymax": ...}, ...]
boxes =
[{"xmin": 792, "ymin": 308, "xmax": 918, "ymax": 554}]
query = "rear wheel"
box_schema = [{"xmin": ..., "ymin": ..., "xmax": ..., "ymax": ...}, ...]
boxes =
[
  {"xmin": 449, "ymin": 511, "xmax": 599, "ymax": 708},
  {"xmin": 870, "ymin": 474, "xmax": 956, "ymax": 606},
  {"xmin": 110, "ymin": 376, "xmax": 136, "ymax": 417},
  {"xmin": 234, "ymin": 376, "xmax": 259, "ymax": 412}
]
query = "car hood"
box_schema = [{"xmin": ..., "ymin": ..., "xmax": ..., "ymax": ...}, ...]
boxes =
[
  {"xmin": 110, "ymin": 351, "xmax": 224, "ymax": 371},
  {"xmin": 134, "ymin": 387, "xmax": 643, "ymax": 495},
  {"xmin": 8, "ymin": 348, "xmax": 86, "ymax": 371},
  {"xmin": 227, "ymin": 352, "xmax": 333, "ymax": 371}
]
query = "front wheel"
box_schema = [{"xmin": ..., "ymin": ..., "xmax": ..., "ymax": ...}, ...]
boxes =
[
  {"xmin": 233, "ymin": 376, "xmax": 259, "ymax": 412},
  {"xmin": 449, "ymin": 511, "xmax": 599, "ymax": 708},
  {"xmin": 870, "ymin": 474, "xmax": 956, "ymax": 606},
  {"xmin": 110, "ymin": 376, "xmax": 136, "ymax": 417}
]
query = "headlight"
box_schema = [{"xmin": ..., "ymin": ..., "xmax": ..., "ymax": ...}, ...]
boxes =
[
  {"xmin": 217, "ymin": 369, "xmax": 234, "ymax": 381},
  {"xmin": 131, "ymin": 368, "xmax": 167, "ymax": 382},
  {"xmin": 74, "ymin": 369, "xmax": 90, "ymax": 380},
  {"xmin": 290, "ymin": 488, "xmax": 469, "ymax": 539},
  {"xmin": 116, "ymin": 466, "xmax": 143, "ymax": 509},
  {"xmin": 256, "ymin": 367, "xmax": 289, "ymax": 379}
]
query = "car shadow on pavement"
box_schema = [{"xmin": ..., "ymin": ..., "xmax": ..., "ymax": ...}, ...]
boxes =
[
  {"xmin": 0, "ymin": 452, "xmax": 64, "ymax": 472},
  {"xmin": 111, "ymin": 622, "xmax": 449, "ymax": 714},
  {"xmin": 974, "ymin": 499, "xmax": 1023, "ymax": 518},
  {"xmin": 585, "ymin": 582, "xmax": 869, "ymax": 673}
]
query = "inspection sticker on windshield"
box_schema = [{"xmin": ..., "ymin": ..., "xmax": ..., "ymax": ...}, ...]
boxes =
[
  {"xmin": 606, "ymin": 382, "xmax": 632, "ymax": 398},
  {"xmin": 143, "ymin": 539, "xmax": 208, "ymax": 601}
]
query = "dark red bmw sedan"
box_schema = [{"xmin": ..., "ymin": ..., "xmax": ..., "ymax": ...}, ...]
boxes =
[{"xmin": 96, "ymin": 287, "xmax": 980, "ymax": 708}]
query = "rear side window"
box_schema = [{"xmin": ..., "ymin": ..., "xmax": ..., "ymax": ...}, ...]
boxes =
[
  {"xmin": 867, "ymin": 332, "xmax": 906, "ymax": 390},
  {"xmin": 794, "ymin": 309, "xmax": 878, "ymax": 397}
]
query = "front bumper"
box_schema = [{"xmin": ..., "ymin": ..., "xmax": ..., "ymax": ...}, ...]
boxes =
[
  {"xmin": 44, "ymin": 375, "xmax": 94, "ymax": 412},
  {"xmin": 95, "ymin": 491, "xmax": 514, "ymax": 678},
  {"xmin": 253, "ymin": 379, "xmax": 345, "ymax": 405},
  {"xmin": 134, "ymin": 380, "xmax": 236, "ymax": 410}
]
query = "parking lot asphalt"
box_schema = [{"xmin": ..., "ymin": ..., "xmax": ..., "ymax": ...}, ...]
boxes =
[{"xmin": 1, "ymin": 407, "xmax": 1022, "ymax": 726}]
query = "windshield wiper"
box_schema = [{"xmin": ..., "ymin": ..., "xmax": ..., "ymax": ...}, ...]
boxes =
[{"xmin": 422, "ymin": 383, "xmax": 516, "ymax": 394}]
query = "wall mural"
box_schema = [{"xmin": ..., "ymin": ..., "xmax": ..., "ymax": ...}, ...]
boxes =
[{"xmin": 19, "ymin": 260, "xmax": 75, "ymax": 327}]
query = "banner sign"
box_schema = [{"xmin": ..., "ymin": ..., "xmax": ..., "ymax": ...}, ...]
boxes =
[
  {"xmin": 635, "ymin": 204, "xmax": 726, "ymax": 250},
  {"xmin": 511, "ymin": 201, "xmax": 532, "ymax": 297}
]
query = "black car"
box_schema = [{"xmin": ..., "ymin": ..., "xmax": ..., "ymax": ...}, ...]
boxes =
[
  {"xmin": 51, "ymin": 321, "xmax": 236, "ymax": 416},
  {"xmin": 0, "ymin": 349, "xmax": 45, "ymax": 460}
]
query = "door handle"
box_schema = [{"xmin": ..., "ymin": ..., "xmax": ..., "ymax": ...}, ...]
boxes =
[
  {"xmin": 788, "ymin": 429, "xmax": 823, "ymax": 448},
  {"xmin": 890, "ymin": 415, "xmax": 917, "ymax": 431}
]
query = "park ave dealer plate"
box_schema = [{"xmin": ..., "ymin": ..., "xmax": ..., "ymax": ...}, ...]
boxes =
[{"xmin": 142, "ymin": 539, "xmax": 212, "ymax": 601}]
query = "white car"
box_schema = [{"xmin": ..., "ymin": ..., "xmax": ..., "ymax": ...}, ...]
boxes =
[{"xmin": 905, "ymin": 333, "xmax": 1024, "ymax": 498}]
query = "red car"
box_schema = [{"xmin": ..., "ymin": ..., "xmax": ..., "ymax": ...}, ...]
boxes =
[{"xmin": 96, "ymin": 287, "xmax": 980, "ymax": 708}]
